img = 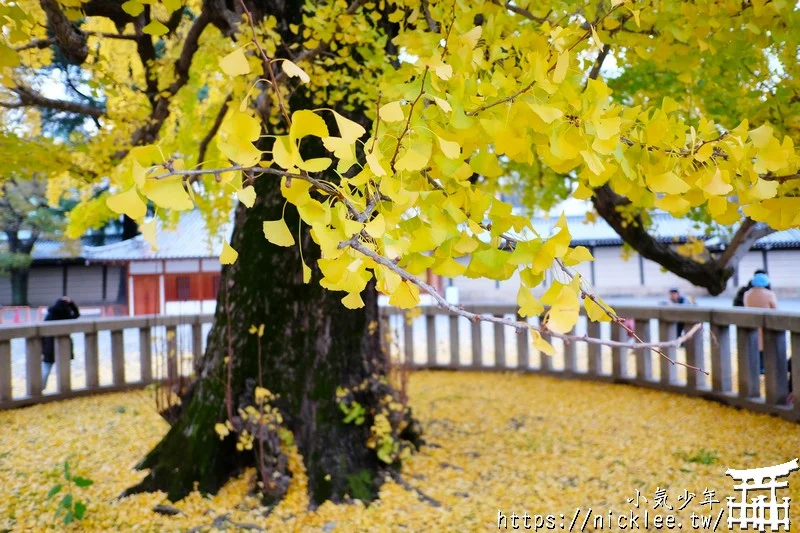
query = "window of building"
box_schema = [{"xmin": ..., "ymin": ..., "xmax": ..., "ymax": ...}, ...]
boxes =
[{"xmin": 176, "ymin": 276, "xmax": 191, "ymax": 301}]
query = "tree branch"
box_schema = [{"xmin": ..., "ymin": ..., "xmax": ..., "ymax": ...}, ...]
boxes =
[
  {"xmin": 197, "ymin": 94, "xmax": 233, "ymax": 165},
  {"xmin": 39, "ymin": 0, "xmax": 88, "ymax": 64},
  {"xmin": 591, "ymin": 184, "xmax": 732, "ymax": 295},
  {"xmin": 2, "ymin": 85, "xmax": 105, "ymax": 119},
  {"xmin": 717, "ymin": 218, "xmax": 775, "ymax": 270}
]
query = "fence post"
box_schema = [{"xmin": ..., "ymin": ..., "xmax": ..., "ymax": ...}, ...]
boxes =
[
  {"xmin": 426, "ymin": 313, "xmax": 437, "ymax": 367},
  {"xmin": 564, "ymin": 332, "xmax": 578, "ymax": 374},
  {"xmin": 710, "ymin": 323, "xmax": 732, "ymax": 394},
  {"xmin": 587, "ymin": 321, "xmax": 602, "ymax": 375},
  {"xmin": 516, "ymin": 313, "xmax": 529, "ymax": 371},
  {"xmin": 85, "ymin": 330, "xmax": 99, "ymax": 389},
  {"xmin": 763, "ymin": 328, "xmax": 789, "ymax": 406},
  {"xmin": 659, "ymin": 321, "xmax": 678, "ymax": 385},
  {"xmin": 611, "ymin": 322, "xmax": 626, "ymax": 379},
  {"xmin": 25, "ymin": 336, "xmax": 42, "ymax": 397},
  {"xmin": 736, "ymin": 327, "xmax": 760, "ymax": 399},
  {"xmin": 685, "ymin": 323, "xmax": 706, "ymax": 391},
  {"xmin": 540, "ymin": 330, "xmax": 553, "ymax": 372},
  {"xmin": 449, "ymin": 314, "xmax": 460, "ymax": 368},
  {"xmin": 139, "ymin": 325, "xmax": 152, "ymax": 384},
  {"xmin": 56, "ymin": 335, "xmax": 72, "ymax": 393},
  {"xmin": 111, "ymin": 329, "xmax": 125, "ymax": 386},
  {"xmin": 403, "ymin": 313, "xmax": 414, "ymax": 367},
  {"xmin": 494, "ymin": 317, "xmax": 505, "ymax": 369},
  {"xmin": 166, "ymin": 325, "xmax": 178, "ymax": 382},
  {"xmin": 634, "ymin": 319, "xmax": 652, "ymax": 382},
  {"xmin": 0, "ymin": 340, "xmax": 11, "ymax": 403},
  {"xmin": 471, "ymin": 318, "xmax": 483, "ymax": 368}
]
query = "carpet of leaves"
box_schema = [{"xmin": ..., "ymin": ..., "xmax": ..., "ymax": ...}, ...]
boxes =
[{"xmin": 1, "ymin": 371, "xmax": 798, "ymax": 531}]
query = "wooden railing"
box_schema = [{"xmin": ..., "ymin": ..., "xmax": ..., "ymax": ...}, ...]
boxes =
[
  {"xmin": 379, "ymin": 304, "xmax": 800, "ymax": 423},
  {"xmin": 2, "ymin": 305, "xmax": 798, "ymax": 423},
  {"xmin": 0, "ymin": 314, "xmax": 213, "ymax": 409}
]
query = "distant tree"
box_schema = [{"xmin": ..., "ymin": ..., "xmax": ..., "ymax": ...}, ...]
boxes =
[{"xmin": 0, "ymin": 177, "xmax": 65, "ymax": 305}]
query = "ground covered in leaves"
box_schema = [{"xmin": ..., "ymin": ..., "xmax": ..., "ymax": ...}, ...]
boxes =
[{"xmin": 1, "ymin": 371, "xmax": 798, "ymax": 531}]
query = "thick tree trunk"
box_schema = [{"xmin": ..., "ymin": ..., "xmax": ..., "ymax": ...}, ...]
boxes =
[
  {"xmin": 128, "ymin": 174, "xmax": 419, "ymax": 504},
  {"xmin": 9, "ymin": 268, "xmax": 29, "ymax": 306}
]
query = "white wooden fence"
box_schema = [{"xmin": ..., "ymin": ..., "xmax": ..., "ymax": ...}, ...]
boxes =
[{"xmin": 1, "ymin": 306, "xmax": 798, "ymax": 424}]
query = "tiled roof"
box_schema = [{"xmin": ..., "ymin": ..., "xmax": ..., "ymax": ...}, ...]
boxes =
[
  {"xmin": 84, "ymin": 210, "xmax": 234, "ymax": 261},
  {"xmin": 16, "ymin": 209, "xmax": 800, "ymax": 263},
  {"xmin": 532, "ymin": 213, "xmax": 800, "ymax": 249}
]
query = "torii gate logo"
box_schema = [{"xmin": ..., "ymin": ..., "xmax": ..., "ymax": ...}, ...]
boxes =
[{"xmin": 726, "ymin": 459, "xmax": 799, "ymax": 532}]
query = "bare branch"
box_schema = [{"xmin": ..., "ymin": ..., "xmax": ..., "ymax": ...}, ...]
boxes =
[
  {"xmin": 718, "ymin": 218, "xmax": 775, "ymax": 270},
  {"xmin": 197, "ymin": 94, "xmax": 233, "ymax": 165},
  {"xmin": 1, "ymin": 85, "xmax": 105, "ymax": 119}
]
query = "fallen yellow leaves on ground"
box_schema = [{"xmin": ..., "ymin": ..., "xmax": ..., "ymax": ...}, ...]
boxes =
[{"xmin": 1, "ymin": 372, "xmax": 798, "ymax": 531}]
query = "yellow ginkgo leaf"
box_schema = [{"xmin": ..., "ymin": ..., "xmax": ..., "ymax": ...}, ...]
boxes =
[
  {"xmin": 142, "ymin": 178, "xmax": 193, "ymax": 210},
  {"xmin": 106, "ymin": 187, "xmax": 146, "ymax": 220},
  {"xmin": 432, "ymin": 96, "xmax": 451, "ymax": 113},
  {"xmin": 331, "ymin": 110, "xmax": 365, "ymax": 141},
  {"xmin": 517, "ymin": 286, "xmax": 544, "ymax": 318},
  {"xmin": 302, "ymin": 261, "xmax": 311, "ymax": 283},
  {"xmin": 388, "ymin": 281, "xmax": 420, "ymax": 309},
  {"xmin": 436, "ymin": 135, "xmax": 461, "ymax": 159},
  {"xmin": 646, "ymin": 170, "xmax": 690, "ymax": 195},
  {"xmin": 342, "ymin": 291, "xmax": 365, "ymax": 309},
  {"xmin": 379, "ymin": 101, "xmax": 404, "ymax": 122},
  {"xmin": 562, "ymin": 246, "xmax": 594, "ymax": 266},
  {"xmin": 366, "ymin": 151, "xmax": 387, "ymax": 176},
  {"xmin": 140, "ymin": 219, "xmax": 158, "ymax": 251},
  {"xmin": 263, "ymin": 219, "xmax": 295, "ymax": 247},
  {"xmin": 364, "ymin": 213, "xmax": 386, "ymax": 238},
  {"xmin": 529, "ymin": 103, "xmax": 563, "ymax": 124},
  {"xmin": 219, "ymin": 47, "xmax": 250, "ymax": 77},
  {"xmin": 531, "ymin": 330, "xmax": 556, "ymax": 356},
  {"xmin": 297, "ymin": 157, "xmax": 332, "ymax": 172},
  {"xmin": 121, "ymin": 0, "xmax": 144, "ymax": 16},
  {"xmin": 142, "ymin": 20, "xmax": 168, "ymax": 36},
  {"xmin": 584, "ymin": 296, "xmax": 612, "ymax": 322},
  {"xmin": 553, "ymin": 51, "xmax": 569, "ymax": 83},
  {"xmin": 281, "ymin": 59, "xmax": 310, "ymax": 82},
  {"xmin": 220, "ymin": 241, "xmax": 238, "ymax": 265},
  {"xmin": 290, "ymin": 110, "xmax": 329, "ymax": 142},
  {"xmin": 237, "ymin": 185, "xmax": 256, "ymax": 208}
]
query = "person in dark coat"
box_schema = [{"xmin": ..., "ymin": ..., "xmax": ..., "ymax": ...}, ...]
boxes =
[{"xmin": 42, "ymin": 296, "xmax": 80, "ymax": 389}]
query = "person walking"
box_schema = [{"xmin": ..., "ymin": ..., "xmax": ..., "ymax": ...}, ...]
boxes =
[{"xmin": 41, "ymin": 296, "xmax": 80, "ymax": 390}]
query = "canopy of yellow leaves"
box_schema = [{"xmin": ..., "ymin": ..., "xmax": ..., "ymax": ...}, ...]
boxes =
[{"xmin": 2, "ymin": 0, "xmax": 799, "ymax": 324}]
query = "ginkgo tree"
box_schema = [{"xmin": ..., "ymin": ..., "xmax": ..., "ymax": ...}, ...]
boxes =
[{"xmin": 2, "ymin": 0, "xmax": 798, "ymax": 507}]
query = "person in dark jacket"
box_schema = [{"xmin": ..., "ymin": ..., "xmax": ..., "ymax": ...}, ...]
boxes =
[
  {"xmin": 733, "ymin": 269, "xmax": 770, "ymax": 307},
  {"xmin": 42, "ymin": 296, "xmax": 80, "ymax": 389}
]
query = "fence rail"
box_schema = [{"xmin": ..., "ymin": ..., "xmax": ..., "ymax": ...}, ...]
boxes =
[
  {"xmin": 0, "ymin": 314, "xmax": 213, "ymax": 409},
  {"xmin": 379, "ymin": 304, "xmax": 800, "ymax": 423},
  {"xmin": 1, "ymin": 305, "xmax": 799, "ymax": 423}
]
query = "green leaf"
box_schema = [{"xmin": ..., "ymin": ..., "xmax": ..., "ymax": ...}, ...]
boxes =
[
  {"xmin": 72, "ymin": 476, "xmax": 94, "ymax": 488},
  {"xmin": 63, "ymin": 510, "xmax": 74, "ymax": 525},
  {"xmin": 63, "ymin": 461, "xmax": 71, "ymax": 481},
  {"xmin": 60, "ymin": 494, "xmax": 73, "ymax": 509},
  {"xmin": 47, "ymin": 484, "xmax": 62, "ymax": 499},
  {"xmin": 73, "ymin": 501, "xmax": 87, "ymax": 520}
]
